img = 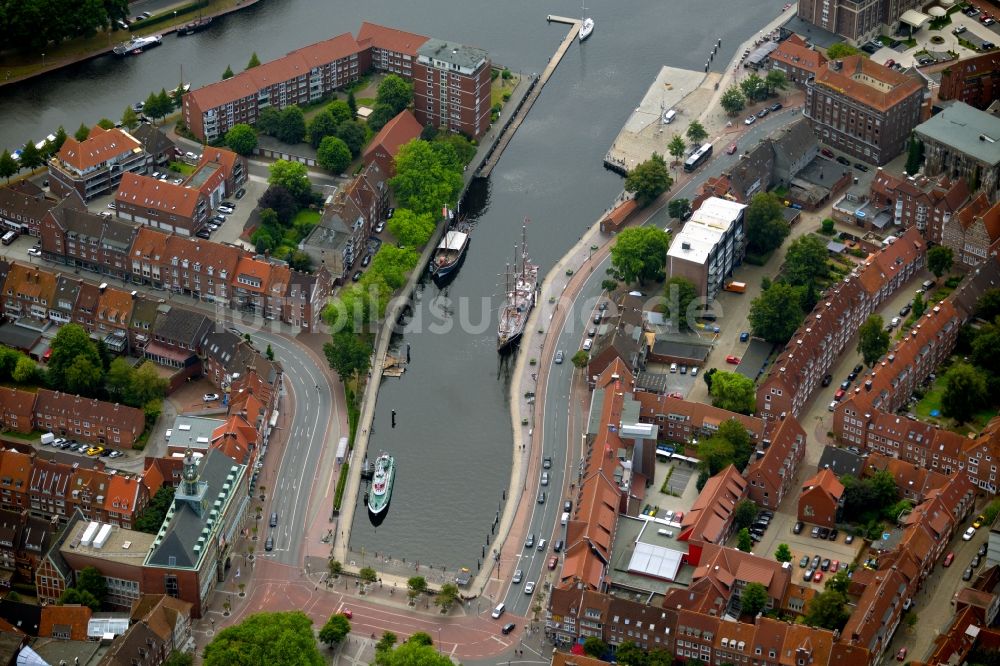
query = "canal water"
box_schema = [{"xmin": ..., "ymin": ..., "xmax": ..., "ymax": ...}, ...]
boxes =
[{"xmin": 0, "ymin": 0, "xmax": 785, "ymax": 568}]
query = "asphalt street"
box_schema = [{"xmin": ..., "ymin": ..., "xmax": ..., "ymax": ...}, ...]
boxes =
[{"xmin": 498, "ymin": 107, "xmax": 804, "ymax": 615}]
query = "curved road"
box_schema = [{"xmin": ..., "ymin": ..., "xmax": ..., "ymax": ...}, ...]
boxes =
[{"xmin": 500, "ymin": 106, "xmax": 805, "ymax": 615}]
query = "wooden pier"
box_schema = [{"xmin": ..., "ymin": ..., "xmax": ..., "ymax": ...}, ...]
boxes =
[
  {"xmin": 382, "ymin": 355, "xmax": 406, "ymax": 378},
  {"xmin": 476, "ymin": 15, "xmax": 581, "ymax": 178}
]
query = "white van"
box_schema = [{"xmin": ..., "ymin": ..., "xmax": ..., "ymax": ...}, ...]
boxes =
[
  {"xmin": 561, "ymin": 511, "xmax": 570, "ymax": 526},
  {"xmin": 491, "ymin": 603, "xmax": 505, "ymax": 619},
  {"xmin": 40, "ymin": 432, "xmax": 55, "ymax": 445},
  {"xmin": 663, "ymin": 109, "xmax": 677, "ymax": 124}
]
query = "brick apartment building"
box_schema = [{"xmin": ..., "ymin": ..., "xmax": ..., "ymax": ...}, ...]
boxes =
[
  {"xmin": 183, "ymin": 23, "xmax": 491, "ymax": 142},
  {"xmin": 0, "ymin": 184, "xmax": 60, "ymax": 237},
  {"xmin": 914, "ymin": 102, "xmax": 1000, "ymax": 204},
  {"xmin": 114, "ymin": 173, "xmax": 209, "ymax": 236},
  {"xmin": 743, "ymin": 414, "xmax": 807, "ymax": 510},
  {"xmin": 868, "ymin": 170, "xmax": 970, "ymax": 243},
  {"xmin": 34, "ymin": 389, "xmax": 146, "ymax": 448},
  {"xmin": 48, "ymin": 126, "xmax": 149, "ymax": 202},
  {"xmin": 362, "ymin": 110, "xmax": 423, "ymax": 177},
  {"xmin": 412, "ymin": 38, "xmax": 492, "ymax": 138},
  {"xmin": 756, "ymin": 227, "xmax": 925, "ymax": 420},
  {"xmin": 804, "ymin": 56, "xmax": 925, "ymax": 166},
  {"xmin": 942, "ymin": 192, "xmax": 1000, "ymax": 267},
  {"xmin": 937, "ymin": 51, "xmax": 1000, "ymax": 110},
  {"xmin": 40, "ymin": 196, "xmax": 138, "ymax": 281},
  {"xmin": 796, "ymin": 0, "xmax": 923, "ymax": 43},
  {"xmin": 667, "ymin": 197, "xmax": 747, "ymax": 302},
  {"xmin": 768, "ymin": 34, "xmax": 827, "ymax": 85}
]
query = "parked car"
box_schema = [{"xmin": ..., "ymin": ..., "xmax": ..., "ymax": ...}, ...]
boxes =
[
  {"xmin": 375, "ymin": 221, "xmax": 386, "ymax": 233},
  {"xmin": 757, "ymin": 108, "xmax": 769, "ymax": 118},
  {"xmin": 899, "ymin": 304, "xmax": 912, "ymax": 317},
  {"xmin": 770, "ymin": 102, "xmax": 782, "ymax": 112},
  {"xmin": 821, "ymin": 374, "xmax": 833, "ymax": 386},
  {"xmin": 811, "ymin": 555, "xmax": 821, "ymax": 568},
  {"xmin": 537, "ymin": 491, "xmax": 546, "ymax": 504},
  {"xmin": 834, "ymin": 389, "xmax": 846, "ymax": 400},
  {"xmin": 854, "ymin": 162, "xmax": 870, "ymax": 172},
  {"xmin": 963, "ymin": 526, "xmax": 977, "ymax": 540},
  {"xmin": 811, "ymin": 526, "xmax": 821, "ymax": 538},
  {"xmin": 844, "ymin": 534, "xmax": 854, "ymax": 544},
  {"xmin": 362, "ymin": 254, "xmax": 372, "ymax": 267},
  {"xmin": 818, "ymin": 527, "xmax": 830, "ymax": 539},
  {"xmin": 963, "ymin": 567, "xmax": 974, "ymax": 581},
  {"xmin": 725, "ymin": 355, "xmax": 741, "ymax": 364},
  {"xmin": 108, "ymin": 450, "xmax": 123, "ymax": 459},
  {"xmin": 582, "ymin": 338, "xmax": 593, "ymax": 351},
  {"xmin": 953, "ymin": 25, "xmax": 967, "ymax": 34},
  {"xmin": 739, "ymin": 331, "xmax": 749, "ymax": 342},
  {"xmin": 803, "ymin": 568, "xmax": 815, "ymax": 582},
  {"xmin": 820, "ymin": 148, "xmax": 835, "ymax": 158},
  {"xmin": 352, "ymin": 271, "xmax": 363, "ymax": 282},
  {"xmin": 979, "ymin": 543, "xmax": 988, "ymax": 557},
  {"xmin": 203, "ymin": 393, "xmax": 220, "ymax": 402},
  {"xmin": 543, "ymin": 456, "xmax": 552, "ymax": 469},
  {"xmin": 27, "ymin": 247, "xmax": 42, "ymax": 257},
  {"xmin": 502, "ymin": 622, "xmax": 516, "ymax": 635},
  {"xmin": 973, "ymin": 514, "xmax": 986, "ymax": 528},
  {"xmin": 800, "ymin": 555, "xmax": 810, "ymax": 568},
  {"xmin": 554, "ymin": 350, "xmax": 564, "ymax": 364},
  {"xmin": 726, "ymin": 142, "xmax": 738, "ymax": 155},
  {"xmin": 793, "ymin": 521, "xmax": 804, "ymax": 534},
  {"xmin": 235, "ymin": 187, "xmax": 246, "ymax": 199},
  {"xmin": 836, "ymin": 156, "xmax": 851, "ymax": 166},
  {"xmin": 828, "ymin": 528, "xmax": 839, "ymax": 541},
  {"xmin": 548, "ymin": 555, "xmax": 558, "ymax": 569},
  {"xmin": 813, "ymin": 571, "xmax": 823, "ymax": 584},
  {"xmin": 744, "ymin": 114, "xmax": 757, "ymax": 125},
  {"xmin": 896, "ymin": 648, "xmax": 908, "ymax": 662}
]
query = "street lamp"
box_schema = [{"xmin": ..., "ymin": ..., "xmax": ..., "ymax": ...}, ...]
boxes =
[{"xmin": 41, "ymin": 53, "xmax": 46, "ymax": 67}]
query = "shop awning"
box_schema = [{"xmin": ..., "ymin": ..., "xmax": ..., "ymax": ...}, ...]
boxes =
[{"xmin": 900, "ymin": 9, "xmax": 931, "ymax": 28}]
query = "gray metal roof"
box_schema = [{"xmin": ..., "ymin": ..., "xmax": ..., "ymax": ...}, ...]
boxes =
[
  {"xmin": 152, "ymin": 306, "xmax": 212, "ymax": 349},
  {"xmin": 0, "ymin": 323, "xmax": 42, "ymax": 352},
  {"xmin": 417, "ymin": 38, "xmax": 488, "ymax": 71},
  {"xmin": 146, "ymin": 449, "xmax": 246, "ymax": 570},
  {"xmin": 817, "ymin": 445, "xmax": 864, "ymax": 477},
  {"xmin": 166, "ymin": 415, "xmax": 224, "ymax": 451},
  {"xmin": 915, "ymin": 102, "xmax": 1000, "ymax": 167}
]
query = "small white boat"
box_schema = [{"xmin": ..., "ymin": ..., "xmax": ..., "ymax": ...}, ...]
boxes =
[{"xmin": 579, "ymin": 17, "xmax": 595, "ymax": 41}]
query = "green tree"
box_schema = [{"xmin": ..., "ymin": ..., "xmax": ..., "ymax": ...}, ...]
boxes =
[
  {"xmin": 709, "ymin": 370, "xmax": 756, "ymax": 414},
  {"xmin": 265, "ymin": 344, "xmax": 274, "ymax": 361},
  {"xmin": 857, "ymin": 314, "xmax": 890, "ymax": 366},
  {"xmin": 745, "ymin": 191, "xmax": 790, "ymax": 255},
  {"xmin": 927, "ymin": 245, "xmax": 953, "ymax": 278},
  {"xmin": 18, "ymin": 141, "xmax": 42, "ymax": 171},
  {"xmin": 307, "ymin": 111, "xmax": 339, "ymax": 149},
  {"xmin": 615, "ymin": 641, "xmax": 646, "ymax": 666},
  {"xmin": 408, "ymin": 632, "xmax": 434, "ymax": 646},
  {"xmin": 347, "ymin": 91, "xmax": 358, "ymax": 117},
  {"xmin": 74, "ymin": 122, "xmax": 91, "ymax": 142},
  {"xmin": 0, "ymin": 151, "xmax": 17, "ymax": 182},
  {"xmin": 12, "ymin": 355, "xmax": 38, "ymax": 384},
  {"xmin": 972, "ymin": 318, "xmax": 1000, "ymax": 377},
  {"xmin": 257, "ymin": 108, "xmax": 282, "ymax": 136},
  {"xmin": 375, "ymin": 641, "xmax": 452, "ymax": 666},
  {"xmin": 50, "ymin": 127, "xmax": 68, "ymax": 154},
  {"xmin": 774, "ymin": 543, "xmax": 793, "ymax": 563},
  {"xmin": 327, "ymin": 99, "xmax": 353, "ymax": 125},
  {"xmin": 134, "ymin": 486, "xmax": 176, "ymax": 533},
  {"xmin": 647, "ymin": 649, "xmax": 673, "ymax": 666},
  {"xmin": 323, "ymin": 331, "xmax": 372, "ymax": 384},
  {"xmin": 317, "ymin": 136, "xmax": 352, "ymax": 173},
  {"xmin": 825, "ymin": 570, "xmax": 851, "ymax": 595},
  {"xmin": 336, "ymin": 121, "xmax": 366, "ymax": 158},
  {"xmin": 121, "ymin": 106, "xmax": 139, "ymax": 130},
  {"xmin": 258, "ymin": 186, "xmax": 298, "ymax": 224},
  {"xmin": 718, "ymin": 418, "xmax": 755, "ymax": 469},
  {"xmin": 163, "ymin": 653, "xmax": 194, "ymax": 666},
  {"xmin": 225, "ymin": 124, "xmax": 258, "ymax": 156},
  {"xmin": 377, "ymin": 74, "xmax": 413, "ymax": 114},
  {"xmin": 420, "ymin": 124, "xmax": 439, "ymax": 141},
  {"xmin": 407, "ymin": 575, "xmax": 427, "ymax": 601},
  {"xmin": 607, "ymin": 226, "xmax": 671, "ymax": 284},
  {"xmin": 48, "ymin": 324, "xmax": 103, "ymax": 393},
  {"xmin": 571, "ymin": 350, "xmax": 590, "ymax": 368},
  {"xmin": 821, "ymin": 218, "xmax": 835, "ymax": 234},
  {"xmin": 368, "ymin": 104, "xmax": 398, "ymax": 132},
  {"xmin": 686, "ymin": 120, "xmax": 708, "ymax": 145},
  {"xmin": 942, "ymin": 362, "xmax": 988, "ymax": 423},
  {"xmin": 203, "ymin": 611, "xmax": 322, "ymax": 666},
  {"xmin": 783, "ymin": 235, "xmax": 829, "ymax": 287},
  {"xmin": 720, "ymin": 86, "xmax": 746, "ymax": 115},
  {"xmin": 222, "ymin": 64, "xmax": 235, "ymax": 79},
  {"xmin": 912, "ymin": 292, "xmax": 925, "ymax": 318},
  {"xmin": 246, "ymin": 52, "xmax": 261, "ymax": 69},
  {"xmin": 803, "ymin": 590, "xmax": 850, "ymax": 630},
  {"xmin": 390, "ymin": 139, "xmax": 463, "ymax": 217},
  {"xmin": 765, "ymin": 68, "xmax": 788, "ymax": 95},
  {"xmin": 663, "ymin": 275, "xmax": 699, "ymax": 331},
  {"xmin": 105, "ymin": 357, "xmax": 135, "ymax": 400},
  {"xmin": 734, "ymin": 498, "xmax": 758, "ymax": 530},
  {"xmin": 318, "ymin": 613, "xmax": 351, "ymax": 647},
  {"xmin": 668, "ymin": 198, "xmax": 691, "ymax": 220},
  {"xmin": 155, "ymin": 89, "xmax": 172, "ymax": 119},
  {"xmin": 624, "ymin": 152, "xmax": 672, "ymax": 206},
  {"xmin": 703, "ymin": 367, "xmax": 717, "ymax": 390},
  {"xmin": 96, "ymin": 118, "xmax": 114, "ymax": 130},
  {"xmin": 737, "ymin": 527, "xmax": 753, "ymax": 552},
  {"xmin": 697, "ymin": 435, "xmax": 734, "ymax": 476},
  {"xmin": 667, "ymin": 134, "xmax": 686, "ymax": 166},
  {"xmin": 741, "ymin": 581, "xmax": 768, "ymax": 616},
  {"xmin": 749, "ymin": 282, "xmax": 804, "ymax": 344},
  {"xmin": 375, "ymin": 632, "xmax": 398, "ymax": 654},
  {"xmin": 435, "ymin": 582, "xmax": 460, "ymax": 612},
  {"xmin": 129, "ymin": 361, "xmax": 168, "ymax": 407},
  {"xmin": 268, "ymin": 160, "xmax": 312, "ymax": 202},
  {"xmin": 905, "ymin": 136, "xmax": 924, "ymax": 176},
  {"xmin": 826, "ymin": 42, "xmax": 860, "ymax": 58},
  {"xmin": 977, "ymin": 289, "xmax": 1000, "ymax": 321},
  {"xmin": 59, "ymin": 587, "xmax": 101, "ymax": 611},
  {"xmin": 364, "ymin": 246, "xmax": 419, "ymax": 290},
  {"xmin": 275, "ymin": 106, "xmax": 307, "ymax": 144},
  {"xmin": 76, "ymin": 567, "xmax": 108, "ymax": 604},
  {"xmin": 387, "ymin": 208, "xmax": 436, "ymax": 248},
  {"xmin": 583, "ymin": 637, "xmax": 609, "ymax": 658},
  {"xmin": 740, "ymin": 73, "xmax": 767, "ymax": 102}
]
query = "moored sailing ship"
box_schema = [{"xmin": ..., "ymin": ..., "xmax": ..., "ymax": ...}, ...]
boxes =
[
  {"xmin": 429, "ymin": 224, "xmax": 471, "ymax": 281},
  {"xmin": 497, "ymin": 223, "xmax": 539, "ymax": 352}
]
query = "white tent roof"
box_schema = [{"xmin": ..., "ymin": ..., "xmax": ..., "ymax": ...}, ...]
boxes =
[
  {"xmin": 627, "ymin": 542, "xmax": 683, "ymax": 580},
  {"xmin": 900, "ymin": 9, "xmax": 931, "ymax": 27}
]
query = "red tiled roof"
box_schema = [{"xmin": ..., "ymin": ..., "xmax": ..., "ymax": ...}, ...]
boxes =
[
  {"xmin": 39, "ymin": 604, "xmax": 92, "ymax": 641},
  {"xmin": 679, "ymin": 465, "xmax": 747, "ymax": 544},
  {"xmin": 131, "ymin": 226, "xmax": 168, "ymax": 261},
  {"xmin": 814, "ymin": 55, "xmax": 924, "ymax": 112},
  {"xmin": 57, "ymin": 126, "xmax": 142, "ymax": 172},
  {"xmin": 198, "ymin": 147, "xmax": 240, "ymax": 180},
  {"xmin": 234, "ymin": 257, "xmax": 273, "ymax": 294},
  {"xmin": 357, "ymin": 22, "xmax": 429, "ymax": 56},
  {"xmin": 116, "ymin": 173, "xmax": 202, "ymax": 218},
  {"xmin": 801, "ymin": 468, "xmax": 844, "ymax": 500},
  {"xmin": 363, "ymin": 110, "xmax": 423, "ymax": 163},
  {"xmin": 163, "ymin": 234, "xmax": 242, "ymax": 279},
  {"xmin": 771, "ymin": 34, "xmax": 827, "ymax": 73},
  {"xmin": 288, "ymin": 32, "xmax": 362, "ymax": 69},
  {"xmin": 103, "ymin": 474, "xmax": 144, "ymax": 515}
]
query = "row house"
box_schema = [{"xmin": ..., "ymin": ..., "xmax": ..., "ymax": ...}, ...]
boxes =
[
  {"xmin": 231, "ymin": 256, "xmax": 287, "ymax": 318},
  {"xmin": 0, "ymin": 387, "xmax": 35, "ymax": 434},
  {"xmin": 128, "ymin": 594, "xmax": 193, "ymax": 656},
  {"xmin": 743, "ymin": 414, "xmax": 807, "ymax": 510},
  {"xmin": 868, "ymin": 170, "xmax": 970, "ymax": 243},
  {"xmin": 158, "ymin": 231, "xmax": 241, "ymax": 302},
  {"xmin": 678, "ymin": 465, "xmax": 747, "ymax": 556},
  {"xmin": 0, "ymin": 449, "xmax": 32, "ymax": 515},
  {"xmin": 0, "ymin": 183, "xmax": 60, "ymax": 237},
  {"xmin": 358, "ymin": 21, "xmax": 426, "ymax": 80},
  {"xmin": 49, "ymin": 275, "xmax": 82, "ymax": 324},
  {"xmin": 48, "ymin": 126, "xmax": 149, "ymax": 202},
  {"xmin": 0, "ymin": 509, "xmax": 54, "ymax": 585},
  {"xmin": 39, "ymin": 605, "xmax": 92, "ymax": 641},
  {"xmin": 797, "ymin": 469, "xmax": 845, "ymax": 528},
  {"xmin": 35, "ymin": 390, "xmax": 145, "ymax": 448},
  {"xmin": 1, "ymin": 262, "xmax": 58, "ymax": 321},
  {"xmin": 183, "ymin": 32, "xmax": 368, "ymax": 141},
  {"xmin": 803, "ymin": 56, "xmax": 925, "ymax": 166},
  {"xmin": 937, "ymin": 51, "xmax": 1000, "ymax": 111},
  {"xmin": 282, "ymin": 266, "xmax": 331, "ymax": 330},
  {"xmin": 147, "ymin": 305, "xmax": 213, "ymax": 369},
  {"xmin": 862, "ymin": 451, "xmax": 952, "ymax": 503},
  {"xmin": 633, "ymin": 394, "xmax": 764, "ymax": 448},
  {"xmin": 94, "ymin": 284, "xmax": 134, "ymax": 352},
  {"xmin": 915, "ymin": 102, "xmax": 1000, "ymax": 204},
  {"xmin": 756, "ymin": 227, "xmax": 925, "ymax": 419},
  {"xmin": 362, "ymin": 110, "xmax": 423, "ymax": 178},
  {"xmin": 768, "ymin": 34, "xmax": 827, "ymax": 85},
  {"xmin": 942, "ymin": 193, "xmax": 1000, "ymax": 268},
  {"xmin": 413, "ymin": 38, "xmax": 492, "ymax": 138},
  {"xmin": 194, "ymin": 147, "xmax": 247, "ymax": 200},
  {"xmin": 39, "ymin": 196, "xmax": 138, "ymax": 282},
  {"xmin": 115, "ymin": 173, "xmax": 209, "ymax": 237}
]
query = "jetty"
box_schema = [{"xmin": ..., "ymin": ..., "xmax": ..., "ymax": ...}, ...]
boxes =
[
  {"xmin": 382, "ymin": 355, "xmax": 406, "ymax": 378},
  {"xmin": 476, "ymin": 15, "xmax": 581, "ymax": 178}
]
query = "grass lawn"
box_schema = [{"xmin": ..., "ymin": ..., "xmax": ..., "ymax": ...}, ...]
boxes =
[
  {"xmin": 356, "ymin": 98, "xmax": 376, "ymax": 107},
  {"xmin": 912, "ymin": 371, "xmax": 997, "ymax": 435},
  {"xmin": 491, "ymin": 72, "xmax": 521, "ymax": 107},
  {"xmin": 292, "ymin": 209, "xmax": 321, "ymax": 227},
  {"xmin": 169, "ymin": 161, "xmax": 196, "ymax": 176}
]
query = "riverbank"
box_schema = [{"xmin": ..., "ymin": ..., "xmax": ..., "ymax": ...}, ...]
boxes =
[{"xmin": 0, "ymin": 0, "xmax": 261, "ymax": 88}]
